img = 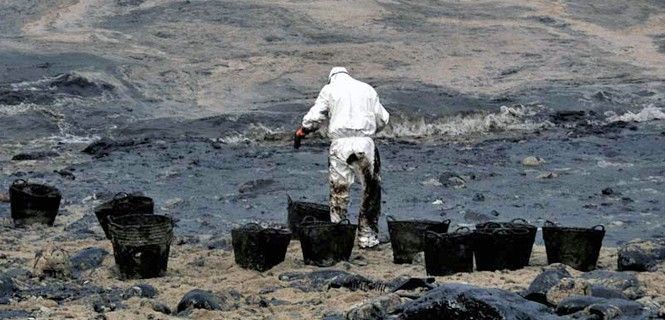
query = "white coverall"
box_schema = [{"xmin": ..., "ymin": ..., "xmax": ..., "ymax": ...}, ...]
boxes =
[{"xmin": 301, "ymin": 67, "xmax": 390, "ymax": 248}]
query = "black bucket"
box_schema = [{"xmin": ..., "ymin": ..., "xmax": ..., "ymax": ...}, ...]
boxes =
[
  {"xmin": 475, "ymin": 218, "xmax": 537, "ymax": 270},
  {"xmin": 9, "ymin": 179, "xmax": 61, "ymax": 227},
  {"xmin": 299, "ymin": 218, "xmax": 357, "ymax": 267},
  {"xmin": 95, "ymin": 192, "xmax": 154, "ymax": 239},
  {"xmin": 474, "ymin": 227, "xmax": 533, "ymax": 271},
  {"xmin": 287, "ymin": 195, "xmax": 330, "ymax": 239},
  {"xmin": 231, "ymin": 223, "xmax": 292, "ymax": 272},
  {"xmin": 423, "ymin": 227, "xmax": 475, "ymax": 276},
  {"xmin": 542, "ymin": 221, "xmax": 605, "ymax": 271},
  {"xmin": 108, "ymin": 214, "xmax": 174, "ymax": 279},
  {"xmin": 387, "ymin": 215, "xmax": 451, "ymax": 264}
]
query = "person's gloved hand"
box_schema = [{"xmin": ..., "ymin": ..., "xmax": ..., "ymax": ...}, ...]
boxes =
[
  {"xmin": 295, "ymin": 127, "xmax": 307, "ymax": 138},
  {"xmin": 294, "ymin": 127, "xmax": 308, "ymax": 149}
]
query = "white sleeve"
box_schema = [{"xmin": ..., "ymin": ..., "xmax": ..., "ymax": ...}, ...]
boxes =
[
  {"xmin": 373, "ymin": 92, "xmax": 389, "ymax": 132},
  {"xmin": 302, "ymin": 86, "xmax": 330, "ymax": 130}
]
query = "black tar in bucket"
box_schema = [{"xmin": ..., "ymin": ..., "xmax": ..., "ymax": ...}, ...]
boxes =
[
  {"xmin": 387, "ymin": 215, "xmax": 451, "ymax": 264},
  {"xmin": 232, "ymin": 223, "xmax": 292, "ymax": 272},
  {"xmin": 95, "ymin": 192, "xmax": 154, "ymax": 239},
  {"xmin": 9, "ymin": 179, "xmax": 61, "ymax": 227},
  {"xmin": 542, "ymin": 221, "xmax": 605, "ymax": 271},
  {"xmin": 423, "ymin": 227, "xmax": 475, "ymax": 276},
  {"xmin": 287, "ymin": 195, "xmax": 330, "ymax": 239},
  {"xmin": 474, "ymin": 219, "xmax": 537, "ymax": 271},
  {"xmin": 299, "ymin": 218, "xmax": 357, "ymax": 267},
  {"xmin": 108, "ymin": 214, "xmax": 174, "ymax": 279}
]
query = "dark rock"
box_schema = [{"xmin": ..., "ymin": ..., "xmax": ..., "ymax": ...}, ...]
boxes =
[
  {"xmin": 245, "ymin": 295, "xmax": 269, "ymax": 308},
  {"xmin": 0, "ymin": 310, "xmax": 31, "ymax": 318},
  {"xmin": 0, "ymin": 274, "xmax": 15, "ymax": 298},
  {"xmin": 523, "ymin": 265, "xmax": 572, "ymax": 305},
  {"xmin": 385, "ymin": 277, "xmax": 436, "ymax": 292},
  {"xmin": 587, "ymin": 285, "xmax": 628, "ymax": 300},
  {"xmin": 346, "ymin": 293, "xmax": 402, "ymax": 320},
  {"xmin": 556, "ymin": 296, "xmax": 645, "ymax": 318},
  {"xmin": 438, "ymin": 172, "xmax": 466, "ymax": 188},
  {"xmin": 82, "ymin": 137, "xmax": 149, "ymax": 158},
  {"xmin": 618, "ymin": 238, "xmax": 665, "ymax": 272},
  {"xmin": 54, "ymin": 169, "xmax": 75, "ymax": 180},
  {"xmin": 4, "ymin": 269, "xmax": 31, "ymax": 282},
  {"xmin": 93, "ymin": 298, "xmax": 120, "ymax": 313},
  {"xmin": 396, "ymin": 284, "xmax": 558, "ymax": 319},
  {"xmin": 176, "ymin": 289, "xmax": 223, "ymax": 313},
  {"xmin": 279, "ymin": 270, "xmax": 407, "ymax": 293},
  {"xmin": 473, "ymin": 193, "xmax": 485, "ymax": 201},
  {"xmin": 123, "ymin": 284, "xmax": 158, "ymax": 299},
  {"xmin": 238, "ymin": 179, "xmax": 276, "ymax": 194},
  {"xmin": 463, "ymin": 210, "xmax": 493, "ymax": 223},
  {"xmin": 550, "ymin": 111, "xmax": 586, "ymax": 124},
  {"xmin": 11, "ymin": 151, "xmax": 59, "ymax": 161},
  {"xmin": 206, "ymin": 238, "xmax": 232, "ymax": 250},
  {"xmin": 70, "ymin": 247, "xmax": 109, "ymax": 273},
  {"xmin": 152, "ymin": 302, "xmax": 171, "ymax": 315},
  {"xmin": 601, "ymin": 188, "xmax": 615, "ymax": 196},
  {"xmin": 580, "ymin": 271, "xmax": 645, "ymax": 300}
]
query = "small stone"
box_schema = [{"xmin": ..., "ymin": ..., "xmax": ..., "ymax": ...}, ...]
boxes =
[
  {"xmin": 0, "ymin": 193, "xmax": 9, "ymax": 203},
  {"xmin": 438, "ymin": 172, "xmax": 466, "ymax": 188},
  {"xmin": 472, "ymin": 193, "xmax": 485, "ymax": 201},
  {"xmin": 601, "ymin": 188, "xmax": 615, "ymax": 195},
  {"xmin": 618, "ymin": 238, "xmax": 665, "ymax": 272},
  {"xmin": 163, "ymin": 198, "xmax": 183, "ymax": 209},
  {"xmin": 70, "ymin": 247, "xmax": 109, "ymax": 273},
  {"xmin": 93, "ymin": 300, "xmax": 118, "ymax": 313},
  {"xmin": 152, "ymin": 302, "xmax": 171, "ymax": 315},
  {"xmin": 123, "ymin": 284, "xmax": 158, "ymax": 299},
  {"xmin": 421, "ymin": 178, "xmax": 442, "ymax": 187},
  {"xmin": 522, "ymin": 156, "xmax": 545, "ymax": 166},
  {"xmin": 346, "ymin": 293, "xmax": 402, "ymax": 320},
  {"xmin": 523, "ymin": 265, "xmax": 572, "ymax": 305},
  {"xmin": 176, "ymin": 289, "xmax": 223, "ymax": 313},
  {"xmin": 34, "ymin": 243, "xmax": 72, "ymax": 279},
  {"xmin": 537, "ymin": 172, "xmax": 558, "ymax": 179}
]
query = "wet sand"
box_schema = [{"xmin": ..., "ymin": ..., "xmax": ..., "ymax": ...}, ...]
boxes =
[{"xmin": 1, "ymin": 210, "xmax": 665, "ymax": 320}]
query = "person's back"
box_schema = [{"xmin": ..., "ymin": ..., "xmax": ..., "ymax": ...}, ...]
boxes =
[
  {"xmin": 296, "ymin": 67, "xmax": 389, "ymax": 248},
  {"xmin": 302, "ymin": 68, "xmax": 388, "ymax": 140}
]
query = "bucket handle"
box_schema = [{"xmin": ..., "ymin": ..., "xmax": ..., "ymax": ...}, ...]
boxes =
[
  {"xmin": 300, "ymin": 216, "xmax": 318, "ymax": 224},
  {"xmin": 243, "ymin": 222, "xmax": 262, "ymax": 230},
  {"xmin": 492, "ymin": 228, "xmax": 511, "ymax": 235},
  {"xmin": 441, "ymin": 219, "xmax": 451, "ymax": 225},
  {"xmin": 12, "ymin": 179, "xmax": 27, "ymax": 185},
  {"xmin": 591, "ymin": 224, "xmax": 605, "ymax": 231},
  {"xmin": 425, "ymin": 230, "xmax": 444, "ymax": 240},
  {"xmin": 544, "ymin": 220, "xmax": 557, "ymax": 227},
  {"xmin": 114, "ymin": 192, "xmax": 129, "ymax": 200},
  {"xmin": 454, "ymin": 226, "xmax": 471, "ymax": 233},
  {"xmin": 338, "ymin": 219, "xmax": 351, "ymax": 225},
  {"xmin": 479, "ymin": 222, "xmax": 502, "ymax": 229},
  {"xmin": 511, "ymin": 218, "xmax": 530, "ymax": 225},
  {"xmin": 386, "ymin": 215, "xmax": 396, "ymax": 222}
]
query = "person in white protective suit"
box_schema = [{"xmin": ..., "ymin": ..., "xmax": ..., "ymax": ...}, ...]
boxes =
[{"xmin": 295, "ymin": 67, "xmax": 390, "ymax": 248}]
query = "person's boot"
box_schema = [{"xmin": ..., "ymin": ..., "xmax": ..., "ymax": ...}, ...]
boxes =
[{"xmin": 358, "ymin": 226, "xmax": 379, "ymax": 249}]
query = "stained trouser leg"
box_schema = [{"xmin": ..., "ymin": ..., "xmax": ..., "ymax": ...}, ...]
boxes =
[
  {"xmin": 329, "ymin": 155, "xmax": 352, "ymax": 223},
  {"xmin": 358, "ymin": 147, "xmax": 381, "ymax": 235}
]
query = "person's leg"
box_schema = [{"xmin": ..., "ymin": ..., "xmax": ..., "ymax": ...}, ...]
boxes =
[
  {"xmin": 329, "ymin": 155, "xmax": 354, "ymax": 223},
  {"xmin": 352, "ymin": 147, "xmax": 382, "ymax": 248}
]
